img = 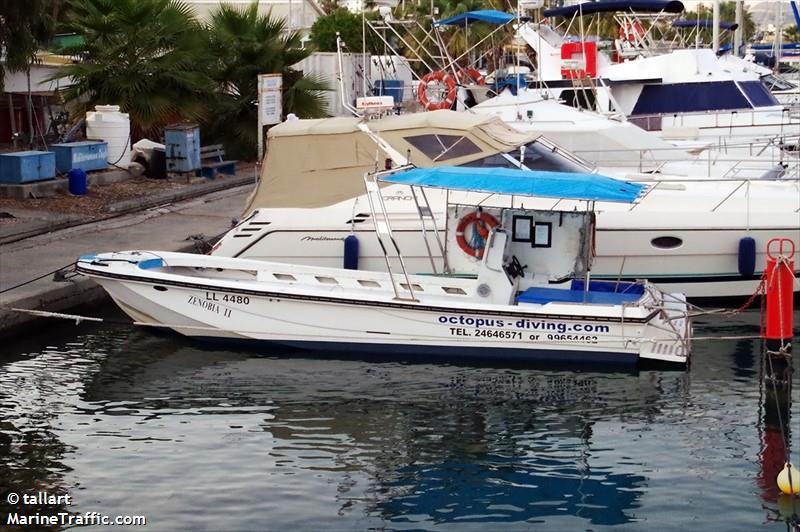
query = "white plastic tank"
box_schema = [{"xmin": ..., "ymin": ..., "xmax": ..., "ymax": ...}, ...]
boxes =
[{"xmin": 86, "ymin": 105, "xmax": 131, "ymax": 168}]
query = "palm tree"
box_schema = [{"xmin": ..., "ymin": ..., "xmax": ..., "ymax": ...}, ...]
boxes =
[
  {"xmin": 54, "ymin": 0, "xmax": 212, "ymax": 141},
  {"xmin": 205, "ymin": 2, "xmax": 329, "ymax": 160}
]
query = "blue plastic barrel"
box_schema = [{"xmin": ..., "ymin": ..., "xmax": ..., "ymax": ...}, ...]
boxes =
[
  {"xmin": 343, "ymin": 234, "xmax": 359, "ymax": 270},
  {"xmin": 374, "ymin": 79, "xmax": 404, "ymax": 105},
  {"xmin": 68, "ymin": 168, "xmax": 87, "ymax": 196},
  {"xmin": 738, "ymin": 236, "xmax": 756, "ymax": 277}
]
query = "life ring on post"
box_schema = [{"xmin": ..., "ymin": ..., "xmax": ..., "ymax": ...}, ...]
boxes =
[
  {"xmin": 455, "ymin": 210, "xmax": 500, "ymax": 259},
  {"xmin": 457, "ymin": 67, "xmax": 486, "ymax": 86},
  {"xmin": 418, "ymin": 71, "xmax": 457, "ymax": 111}
]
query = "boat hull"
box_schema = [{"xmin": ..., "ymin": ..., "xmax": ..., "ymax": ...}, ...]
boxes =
[{"xmin": 80, "ymin": 254, "xmax": 689, "ymax": 367}]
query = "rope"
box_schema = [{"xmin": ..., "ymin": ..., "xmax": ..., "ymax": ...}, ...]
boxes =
[{"xmin": 0, "ymin": 262, "xmax": 77, "ymax": 295}]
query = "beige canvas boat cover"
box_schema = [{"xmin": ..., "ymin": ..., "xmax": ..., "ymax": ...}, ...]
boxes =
[{"xmin": 243, "ymin": 110, "xmax": 539, "ymax": 212}]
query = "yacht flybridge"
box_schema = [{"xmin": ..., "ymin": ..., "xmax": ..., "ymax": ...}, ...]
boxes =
[
  {"xmin": 211, "ymin": 111, "xmax": 800, "ymax": 299},
  {"xmin": 77, "ymin": 166, "xmax": 690, "ymax": 367},
  {"xmin": 517, "ymin": 1, "xmax": 800, "ymax": 147}
]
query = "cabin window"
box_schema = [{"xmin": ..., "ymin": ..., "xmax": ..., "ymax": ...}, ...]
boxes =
[
  {"xmin": 358, "ymin": 279, "xmax": 381, "ymax": 287},
  {"xmin": 532, "ymin": 222, "xmax": 552, "ymax": 248},
  {"xmin": 400, "ymin": 283, "xmax": 423, "ymax": 292},
  {"xmin": 631, "ymin": 81, "xmax": 752, "ymax": 115},
  {"xmin": 273, "ymin": 273, "xmax": 296, "ymax": 281},
  {"xmin": 404, "ymin": 134, "xmax": 481, "ymax": 162},
  {"xmin": 512, "ymin": 215, "xmax": 533, "ymax": 242},
  {"xmin": 442, "ymin": 286, "xmax": 467, "ymax": 295},
  {"xmin": 153, "ymin": 286, "xmax": 168, "ymax": 292},
  {"xmin": 651, "ymin": 236, "xmax": 683, "ymax": 249},
  {"xmin": 315, "ymin": 276, "xmax": 339, "ymax": 285}
]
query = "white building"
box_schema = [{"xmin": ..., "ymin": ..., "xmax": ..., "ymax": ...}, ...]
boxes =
[{"xmin": 186, "ymin": 0, "xmax": 324, "ymax": 32}]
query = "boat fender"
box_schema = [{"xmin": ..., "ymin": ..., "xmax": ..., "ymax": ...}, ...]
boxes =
[
  {"xmin": 778, "ymin": 463, "xmax": 800, "ymax": 495},
  {"xmin": 738, "ymin": 236, "xmax": 756, "ymax": 277},
  {"xmin": 344, "ymin": 234, "xmax": 359, "ymax": 270}
]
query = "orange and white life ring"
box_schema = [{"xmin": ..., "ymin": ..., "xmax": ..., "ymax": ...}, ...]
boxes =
[
  {"xmin": 455, "ymin": 210, "xmax": 499, "ymax": 259},
  {"xmin": 418, "ymin": 70, "xmax": 457, "ymax": 111},
  {"xmin": 457, "ymin": 67, "xmax": 486, "ymax": 86}
]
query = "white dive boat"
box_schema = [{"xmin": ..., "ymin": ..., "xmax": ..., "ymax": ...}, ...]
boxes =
[
  {"xmin": 211, "ymin": 112, "xmax": 800, "ymax": 299},
  {"xmin": 77, "ymin": 166, "xmax": 691, "ymax": 366}
]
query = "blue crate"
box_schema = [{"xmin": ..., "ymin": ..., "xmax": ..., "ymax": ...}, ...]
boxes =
[
  {"xmin": 0, "ymin": 151, "xmax": 56, "ymax": 184},
  {"xmin": 165, "ymin": 123, "xmax": 201, "ymax": 173},
  {"xmin": 51, "ymin": 141, "xmax": 108, "ymax": 173}
]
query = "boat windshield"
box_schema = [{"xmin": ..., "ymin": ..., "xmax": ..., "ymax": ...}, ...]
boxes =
[
  {"xmin": 761, "ymin": 73, "xmax": 797, "ymax": 92},
  {"xmin": 459, "ymin": 141, "xmax": 591, "ymax": 173}
]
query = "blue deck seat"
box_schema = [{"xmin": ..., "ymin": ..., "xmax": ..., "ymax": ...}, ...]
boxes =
[{"xmin": 517, "ymin": 281, "xmax": 644, "ymax": 306}]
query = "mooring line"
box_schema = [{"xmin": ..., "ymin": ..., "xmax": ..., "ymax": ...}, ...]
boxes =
[{"xmin": 0, "ymin": 262, "xmax": 77, "ymax": 295}]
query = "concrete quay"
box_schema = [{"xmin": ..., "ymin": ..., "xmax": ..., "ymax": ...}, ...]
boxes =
[{"xmin": 0, "ymin": 185, "xmax": 251, "ymax": 338}]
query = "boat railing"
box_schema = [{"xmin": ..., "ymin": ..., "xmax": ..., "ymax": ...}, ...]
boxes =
[
  {"xmin": 569, "ymin": 144, "xmax": 800, "ymax": 178},
  {"xmin": 627, "ymin": 176, "xmax": 800, "ymax": 214}
]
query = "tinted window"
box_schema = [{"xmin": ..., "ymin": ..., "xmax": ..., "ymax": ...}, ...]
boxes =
[
  {"xmin": 458, "ymin": 152, "xmax": 520, "ymax": 169},
  {"xmin": 459, "ymin": 143, "xmax": 587, "ymax": 173},
  {"xmin": 761, "ymin": 74, "xmax": 796, "ymax": 91},
  {"xmin": 631, "ymin": 81, "xmax": 752, "ymax": 115},
  {"xmin": 738, "ymin": 80, "xmax": 779, "ymax": 107},
  {"xmin": 404, "ymin": 134, "xmax": 482, "ymax": 161},
  {"xmin": 516, "ymin": 142, "xmax": 588, "ymax": 173}
]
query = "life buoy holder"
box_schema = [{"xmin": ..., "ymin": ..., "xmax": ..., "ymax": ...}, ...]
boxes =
[
  {"xmin": 418, "ymin": 71, "xmax": 457, "ymax": 111},
  {"xmin": 455, "ymin": 210, "xmax": 500, "ymax": 259},
  {"xmin": 457, "ymin": 67, "xmax": 486, "ymax": 86}
]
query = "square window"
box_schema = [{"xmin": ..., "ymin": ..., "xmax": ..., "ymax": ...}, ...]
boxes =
[
  {"xmin": 533, "ymin": 222, "xmax": 552, "ymax": 248},
  {"xmin": 512, "ymin": 215, "xmax": 533, "ymax": 242}
]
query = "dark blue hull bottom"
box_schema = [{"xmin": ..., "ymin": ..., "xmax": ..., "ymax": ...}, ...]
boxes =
[{"xmin": 190, "ymin": 336, "xmax": 641, "ymax": 367}]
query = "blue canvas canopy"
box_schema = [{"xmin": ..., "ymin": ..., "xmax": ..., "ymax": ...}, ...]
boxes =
[
  {"xmin": 379, "ymin": 166, "xmax": 645, "ymax": 203},
  {"xmin": 544, "ymin": 1, "xmax": 684, "ymax": 18},
  {"xmin": 672, "ymin": 19, "xmax": 738, "ymax": 31},
  {"xmin": 434, "ymin": 10, "xmax": 528, "ymax": 28}
]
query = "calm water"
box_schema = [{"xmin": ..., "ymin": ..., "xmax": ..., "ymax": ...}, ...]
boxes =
[{"xmin": 1, "ymin": 306, "xmax": 799, "ymax": 531}]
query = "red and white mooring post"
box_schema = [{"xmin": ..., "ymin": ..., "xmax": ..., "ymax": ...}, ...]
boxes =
[{"xmin": 764, "ymin": 238, "xmax": 796, "ymax": 353}]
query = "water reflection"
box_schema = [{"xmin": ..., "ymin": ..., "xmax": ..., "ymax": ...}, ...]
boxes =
[
  {"xmin": 69, "ymin": 329, "xmax": 694, "ymax": 527},
  {"xmin": 0, "ymin": 311, "xmax": 796, "ymax": 530}
]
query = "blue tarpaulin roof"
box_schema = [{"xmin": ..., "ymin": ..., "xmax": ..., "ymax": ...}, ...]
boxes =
[
  {"xmin": 544, "ymin": 1, "xmax": 684, "ymax": 18},
  {"xmin": 434, "ymin": 10, "xmax": 528, "ymax": 28},
  {"xmin": 379, "ymin": 166, "xmax": 645, "ymax": 203},
  {"xmin": 672, "ymin": 19, "xmax": 738, "ymax": 30}
]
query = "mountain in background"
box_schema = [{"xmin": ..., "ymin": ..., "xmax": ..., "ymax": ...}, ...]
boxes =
[{"xmin": 748, "ymin": 1, "xmax": 797, "ymax": 31}]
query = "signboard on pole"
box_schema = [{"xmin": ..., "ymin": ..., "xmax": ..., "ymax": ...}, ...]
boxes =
[
  {"xmin": 258, "ymin": 74, "xmax": 283, "ymax": 125},
  {"xmin": 257, "ymin": 73, "xmax": 283, "ymax": 161}
]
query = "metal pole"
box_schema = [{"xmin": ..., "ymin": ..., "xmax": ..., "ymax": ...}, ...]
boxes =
[
  {"xmin": 734, "ymin": 0, "xmax": 743, "ymax": 56},
  {"xmin": 7, "ymin": 93, "xmax": 17, "ymax": 139},
  {"xmin": 775, "ymin": 0, "xmax": 783, "ymax": 73},
  {"xmin": 712, "ymin": 0, "xmax": 720, "ymax": 53}
]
